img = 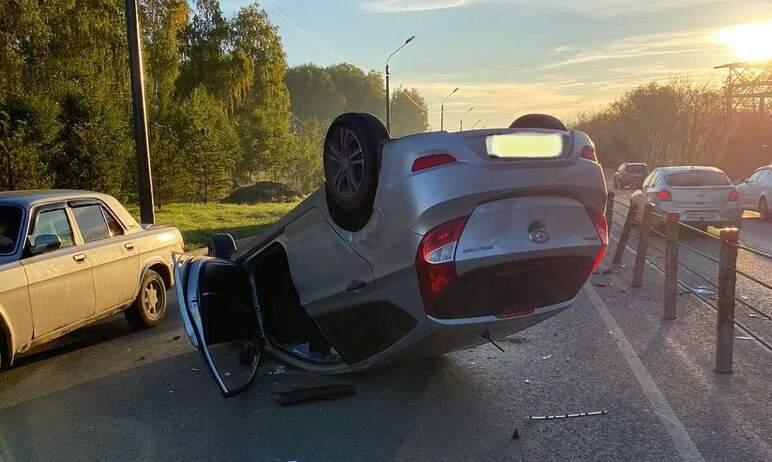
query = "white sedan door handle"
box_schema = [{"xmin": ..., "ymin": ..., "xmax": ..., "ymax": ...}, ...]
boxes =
[
  {"xmin": 73, "ymin": 254, "xmax": 87, "ymax": 263},
  {"xmin": 124, "ymin": 242, "xmax": 135, "ymax": 251}
]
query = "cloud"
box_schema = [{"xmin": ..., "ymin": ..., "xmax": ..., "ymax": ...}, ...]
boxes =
[
  {"xmin": 363, "ymin": 0, "xmax": 750, "ymax": 16},
  {"xmin": 542, "ymin": 28, "xmax": 722, "ymax": 70},
  {"xmin": 362, "ymin": 0, "xmax": 479, "ymax": 13}
]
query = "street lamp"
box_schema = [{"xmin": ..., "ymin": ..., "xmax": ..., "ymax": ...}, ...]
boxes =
[
  {"xmin": 440, "ymin": 87, "xmax": 459, "ymax": 131},
  {"xmin": 471, "ymin": 119, "xmax": 483, "ymax": 129},
  {"xmin": 459, "ymin": 106, "xmax": 474, "ymax": 131},
  {"xmin": 385, "ymin": 35, "xmax": 416, "ymax": 133}
]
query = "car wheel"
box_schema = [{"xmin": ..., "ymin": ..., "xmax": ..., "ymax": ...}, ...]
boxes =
[
  {"xmin": 125, "ymin": 269, "xmax": 167, "ymax": 330},
  {"xmin": 323, "ymin": 113, "xmax": 389, "ymax": 231},
  {"xmin": 760, "ymin": 197, "xmax": 770, "ymax": 221},
  {"xmin": 208, "ymin": 233, "xmax": 237, "ymax": 260},
  {"xmin": 509, "ymin": 113, "xmax": 568, "ymax": 131}
]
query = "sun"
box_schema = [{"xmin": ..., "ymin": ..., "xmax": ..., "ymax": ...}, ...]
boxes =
[{"xmin": 715, "ymin": 22, "xmax": 772, "ymax": 62}]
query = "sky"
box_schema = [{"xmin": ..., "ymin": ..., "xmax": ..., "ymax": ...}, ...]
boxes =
[{"xmin": 219, "ymin": 0, "xmax": 772, "ymax": 130}]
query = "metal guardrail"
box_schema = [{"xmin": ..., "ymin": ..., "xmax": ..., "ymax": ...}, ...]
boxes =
[{"xmin": 605, "ymin": 192, "xmax": 772, "ymax": 373}]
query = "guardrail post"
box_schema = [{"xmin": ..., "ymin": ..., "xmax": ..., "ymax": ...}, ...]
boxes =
[
  {"xmin": 715, "ymin": 227, "xmax": 739, "ymax": 373},
  {"xmin": 663, "ymin": 212, "xmax": 680, "ymax": 320},
  {"xmin": 632, "ymin": 203, "xmax": 654, "ymax": 288},
  {"xmin": 606, "ymin": 191, "xmax": 615, "ymax": 230},
  {"xmin": 612, "ymin": 202, "xmax": 637, "ymax": 264}
]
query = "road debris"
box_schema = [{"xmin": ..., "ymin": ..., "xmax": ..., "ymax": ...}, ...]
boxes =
[
  {"xmin": 592, "ymin": 282, "xmax": 607, "ymax": 288},
  {"xmin": 191, "ymin": 368, "xmax": 200, "ymax": 372},
  {"xmin": 736, "ymin": 336, "xmax": 754, "ymax": 340},
  {"xmin": 512, "ymin": 428, "xmax": 520, "ymax": 440},
  {"xmin": 691, "ymin": 286, "xmax": 716, "ymax": 297},
  {"xmin": 272, "ymin": 384, "xmax": 355, "ymax": 406},
  {"xmin": 542, "ymin": 354, "xmax": 552, "ymax": 360},
  {"xmin": 527, "ymin": 410, "xmax": 607, "ymax": 420},
  {"xmin": 524, "ymin": 379, "xmax": 531, "ymax": 384},
  {"xmin": 748, "ymin": 314, "xmax": 757, "ymax": 319},
  {"xmin": 269, "ymin": 365, "xmax": 287, "ymax": 375}
]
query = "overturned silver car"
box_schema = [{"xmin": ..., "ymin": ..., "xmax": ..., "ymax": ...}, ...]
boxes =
[{"xmin": 174, "ymin": 113, "xmax": 608, "ymax": 397}]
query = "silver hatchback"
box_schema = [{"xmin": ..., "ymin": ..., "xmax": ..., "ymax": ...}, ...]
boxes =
[{"xmin": 631, "ymin": 166, "xmax": 741, "ymax": 229}]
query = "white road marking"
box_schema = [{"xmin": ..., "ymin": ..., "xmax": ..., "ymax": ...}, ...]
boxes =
[{"xmin": 584, "ymin": 284, "xmax": 705, "ymax": 462}]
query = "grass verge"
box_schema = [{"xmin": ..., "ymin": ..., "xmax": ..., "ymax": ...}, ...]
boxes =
[{"xmin": 127, "ymin": 202, "xmax": 298, "ymax": 250}]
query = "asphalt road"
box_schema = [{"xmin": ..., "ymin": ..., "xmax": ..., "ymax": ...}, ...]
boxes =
[{"xmin": 2, "ymin": 267, "xmax": 772, "ymax": 461}]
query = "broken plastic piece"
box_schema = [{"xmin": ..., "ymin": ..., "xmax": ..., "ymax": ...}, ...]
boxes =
[
  {"xmin": 527, "ymin": 410, "xmax": 607, "ymax": 420},
  {"xmin": 691, "ymin": 286, "xmax": 716, "ymax": 297}
]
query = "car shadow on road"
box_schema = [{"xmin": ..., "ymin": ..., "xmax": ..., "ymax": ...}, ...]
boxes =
[{"xmin": 0, "ymin": 350, "xmax": 474, "ymax": 461}]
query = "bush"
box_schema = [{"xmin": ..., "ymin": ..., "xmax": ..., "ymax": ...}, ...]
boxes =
[{"xmin": 221, "ymin": 181, "xmax": 302, "ymax": 204}]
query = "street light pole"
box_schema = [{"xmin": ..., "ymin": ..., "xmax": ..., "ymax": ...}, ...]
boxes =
[
  {"xmin": 440, "ymin": 87, "xmax": 459, "ymax": 131},
  {"xmin": 125, "ymin": 0, "xmax": 155, "ymax": 224},
  {"xmin": 385, "ymin": 35, "xmax": 415, "ymax": 133},
  {"xmin": 459, "ymin": 106, "xmax": 474, "ymax": 132}
]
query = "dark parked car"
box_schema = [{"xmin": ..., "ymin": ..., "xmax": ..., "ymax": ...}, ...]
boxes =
[{"xmin": 614, "ymin": 162, "xmax": 648, "ymax": 189}]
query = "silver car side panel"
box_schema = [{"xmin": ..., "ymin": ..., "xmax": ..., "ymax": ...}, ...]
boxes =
[{"xmin": 285, "ymin": 207, "xmax": 374, "ymax": 306}]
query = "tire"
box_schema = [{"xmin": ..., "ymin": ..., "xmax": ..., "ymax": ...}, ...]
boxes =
[
  {"xmin": 323, "ymin": 113, "xmax": 389, "ymax": 231},
  {"xmin": 509, "ymin": 113, "xmax": 568, "ymax": 131},
  {"xmin": 208, "ymin": 233, "xmax": 237, "ymax": 260},
  {"xmin": 760, "ymin": 197, "xmax": 770, "ymax": 222},
  {"xmin": 125, "ymin": 270, "xmax": 167, "ymax": 330}
]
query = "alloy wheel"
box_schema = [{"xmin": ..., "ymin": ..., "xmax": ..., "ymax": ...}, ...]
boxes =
[{"xmin": 326, "ymin": 127, "xmax": 365, "ymax": 199}]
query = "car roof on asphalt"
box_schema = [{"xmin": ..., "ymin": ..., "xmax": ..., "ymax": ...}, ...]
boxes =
[{"xmin": 0, "ymin": 189, "xmax": 105, "ymax": 207}]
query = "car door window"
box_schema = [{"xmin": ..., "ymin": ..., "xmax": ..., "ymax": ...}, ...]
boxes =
[
  {"xmin": 748, "ymin": 171, "xmax": 761, "ymax": 183},
  {"xmin": 760, "ymin": 171, "xmax": 771, "ymax": 184},
  {"xmin": 29, "ymin": 209, "xmax": 75, "ymax": 249},
  {"xmin": 0, "ymin": 205, "xmax": 23, "ymax": 255},
  {"xmin": 101, "ymin": 205, "xmax": 124, "ymax": 237},
  {"xmin": 72, "ymin": 204, "xmax": 111, "ymax": 243}
]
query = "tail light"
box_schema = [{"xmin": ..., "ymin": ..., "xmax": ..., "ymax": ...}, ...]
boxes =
[
  {"xmin": 580, "ymin": 145, "xmax": 597, "ymax": 162},
  {"xmin": 728, "ymin": 189, "xmax": 740, "ymax": 201},
  {"xmin": 412, "ymin": 154, "xmax": 457, "ymax": 172},
  {"xmin": 586, "ymin": 207, "xmax": 608, "ymax": 274},
  {"xmin": 416, "ymin": 216, "xmax": 468, "ymax": 313},
  {"xmin": 655, "ymin": 190, "xmax": 672, "ymax": 201}
]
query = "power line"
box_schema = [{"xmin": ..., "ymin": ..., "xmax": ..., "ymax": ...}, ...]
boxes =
[
  {"xmin": 263, "ymin": 1, "xmax": 432, "ymax": 116},
  {"xmin": 263, "ymin": 0, "xmax": 350, "ymax": 64}
]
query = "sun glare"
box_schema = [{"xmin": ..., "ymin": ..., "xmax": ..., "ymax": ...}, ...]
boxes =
[{"xmin": 715, "ymin": 22, "xmax": 772, "ymax": 62}]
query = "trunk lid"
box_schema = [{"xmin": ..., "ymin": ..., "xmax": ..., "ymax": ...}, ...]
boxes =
[{"xmin": 670, "ymin": 186, "xmax": 732, "ymax": 208}]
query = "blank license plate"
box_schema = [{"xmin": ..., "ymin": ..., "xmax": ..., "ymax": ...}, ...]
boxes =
[{"xmin": 687, "ymin": 212, "xmax": 716, "ymax": 220}]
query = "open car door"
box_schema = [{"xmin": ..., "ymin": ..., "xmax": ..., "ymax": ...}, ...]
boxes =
[{"xmin": 173, "ymin": 254, "xmax": 263, "ymax": 397}]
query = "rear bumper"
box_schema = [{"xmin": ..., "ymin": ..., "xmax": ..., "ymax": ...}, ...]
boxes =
[
  {"xmin": 411, "ymin": 299, "xmax": 572, "ymax": 357},
  {"xmin": 655, "ymin": 205, "xmax": 741, "ymax": 226}
]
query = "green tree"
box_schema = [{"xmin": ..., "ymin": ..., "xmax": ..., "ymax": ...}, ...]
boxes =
[
  {"xmin": 230, "ymin": 3, "xmax": 292, "ymax": 181},
  {"xmin": 390, "ymin": 87, "xmax": 429, "ymax": 137},
  {"xmin": 48, "ymin": 90, "xmax": 132, "ymax": 197},
  {"xmin": 176, "ymin": 87, "xmax": 241, "ymax": 202}
]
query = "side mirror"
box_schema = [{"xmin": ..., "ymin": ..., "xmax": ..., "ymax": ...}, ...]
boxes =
[
  {"xmin": 208, "ymin": 233, "xmax": 237, "ymax": 260},
  {"xmin": 30, "ymin": 234, "xmax": 62, "ymax": 255}
]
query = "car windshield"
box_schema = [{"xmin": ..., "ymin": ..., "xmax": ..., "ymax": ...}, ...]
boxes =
[
  {"xmin": 666, "ymin": 171, "xmax": 730, "ymax": 187},
  {"xmin": 0, "ymin": 205, "xmax": 22, "ymax": 255},
  {"xmin": 627, "ymin": 165, "xmax": 647, "ymax": 173}
]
